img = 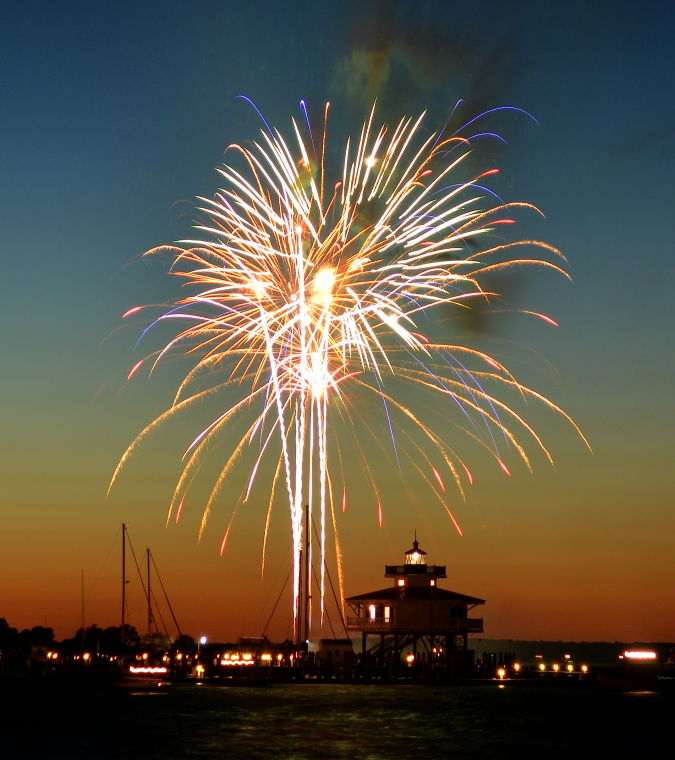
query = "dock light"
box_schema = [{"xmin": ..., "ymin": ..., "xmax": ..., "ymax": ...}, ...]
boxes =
[
  {"xmin": 199, "ymin": 636, "xmax": 207, "ymax": 645},
  {"xmin": 220, "ymin": 656, "xmax": 256, "ymax": 666},
  {"xmin": 277, "ymin": 653, "xmax": 283, "ymax": 662},
  {"xmin": 196, "ymin": 665, "xmax": 205, "ymax": 677},
  {"xmin": 83, "ymin": 653, "xmax": 91, "ymax": 662},
  {"xmin": 581, "ymin": 665, "xmax": 589, "ymax": 673},
  {"xmin": 538, "ymin": 663, "xmax": 546, "ymax": 672},
  {"xmin": 564, "ymin": 653, "xmax": 571, "ymax": 660},
  {"xmin": 552, "ymin": 663, "xmax": 560, "ymax": 672},
  {"xmin": 261, "ymin": 653, "xmax": 272, "ymax": 662},
  {"xmin": 513, "ymin": 663, "xmax": 521, "ymax": 672},
  {"xmin": 242, "ymin": 653, "xmax": 253, "ymax": 661},
  {"xmin": 497, "ymin": 668, "xmax": 506, "ymax": 680},
  {"xmin": 176, "ymin": 653, "xmax": 183, "ymax": 661},
  {"xmin": 142, "ymin": 652, "xmax": 149, "ymax": 660},
  {"xmin": 623, "ymin": 650, "xmax": 657, "ymax": 661},
  {"xmin": 406, "ymin": 654, "xmax": 415, "ymax": 664},
  {"xmin": 567, "ymin": 664, "xmax": 574, "ymax": 673}
]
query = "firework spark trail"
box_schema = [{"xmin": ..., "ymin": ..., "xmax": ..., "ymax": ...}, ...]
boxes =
[{"xmin": 112, "ymin": 103, "xmax": 589, "ymax": 640}]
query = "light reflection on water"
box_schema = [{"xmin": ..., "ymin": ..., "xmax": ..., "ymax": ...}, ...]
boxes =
[
  {"xmin": 5, "ymin": 680, "xmax": 672, "ymax": 759},
  {"xmin": 118, "ymin": 682, "xmax": 671, "ymax": 760}
]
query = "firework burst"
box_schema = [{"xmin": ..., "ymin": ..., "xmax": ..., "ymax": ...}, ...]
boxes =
[{"xmin": 111, "ymin": 102, "xmax": 587, "ymax": 639}]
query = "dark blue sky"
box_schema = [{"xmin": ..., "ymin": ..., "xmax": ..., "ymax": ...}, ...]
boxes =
[{"xmin": 1, "ymin": 0, "xmax": 673, "ymax": 641}]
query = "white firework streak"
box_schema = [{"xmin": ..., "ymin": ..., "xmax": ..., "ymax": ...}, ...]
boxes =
[{"xmin": 111, "ymin": 103, "xmax": 588, "ymax": 640}]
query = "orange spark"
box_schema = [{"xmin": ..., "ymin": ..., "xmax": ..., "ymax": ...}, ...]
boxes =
[
  {"xmin": 523, "ymin": 310, "xmax": 559, "ymax": 326},
  {"xmin": 127, "ymin": 360, "xmax": 143, "ymax": 381},
  {"xmin": 219, "ymin": 524, "xmax": 232, "ymax": 556},
  {"xmin": 175, "ymin": 495, "xmax": 185, "ymax": 524},
  {"xmin": 497, "ymin": 458, "xmax": 511, "ymax": 476},
  {"xmin": 431, "ymin": 466, "xmax": 445, "ymax": 492},
  {"xmin": 458, "ymin": 459, "xmax": 474, "ymax": 486}
]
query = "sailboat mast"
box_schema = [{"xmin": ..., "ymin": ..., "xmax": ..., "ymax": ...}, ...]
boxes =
[
  {"xmin": 121, "ymin": 523, "xmax": 126, "ymax": 647},
  {"xmin": 146, "ymin": 548, "xmax": 152, "ymax": 636},
  {"xmin": 303, "ymin": 504, "xmax": 310, "ymax": 643},
  {"xmin": 80, "ymin": 569, "xmax": 85, "ymax": 631}
]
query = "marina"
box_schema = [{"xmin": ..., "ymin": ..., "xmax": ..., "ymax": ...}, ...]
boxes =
[{"xmin": 2, "ymin": 530, "xmax": 672, "ymax": 688}]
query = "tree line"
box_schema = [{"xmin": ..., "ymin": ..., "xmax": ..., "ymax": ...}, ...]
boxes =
[{"xmin": 0, "ymin": 617, "xmax": 197, "ymax": 655}]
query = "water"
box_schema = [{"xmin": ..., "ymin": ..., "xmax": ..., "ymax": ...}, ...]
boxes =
[{"xmin": 4, "ymin": 680, "xmax": 671, "ymax": 758}]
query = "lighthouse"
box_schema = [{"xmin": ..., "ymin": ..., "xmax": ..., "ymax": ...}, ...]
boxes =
[{"xmin": 345, "ymin": 538, "xmax": 485, "ymax": 676}]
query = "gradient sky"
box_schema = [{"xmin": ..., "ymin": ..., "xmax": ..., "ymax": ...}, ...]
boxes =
[{"xmin": 2, "ymin": 0, "xmax": 673, "ymax": 644}]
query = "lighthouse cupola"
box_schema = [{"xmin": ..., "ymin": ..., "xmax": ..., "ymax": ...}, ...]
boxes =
[
  {"xmin": 405, "ymin": 538, "xmax": 426, "ymax": 566},
  {"xmin": 384, "ymin": 536, "xmax": 447, "ymax": 587}
]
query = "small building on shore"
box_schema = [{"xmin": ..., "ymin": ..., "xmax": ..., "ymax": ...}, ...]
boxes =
[
  {"xmin": 345, "ymin": 538, "xmax": 484, "ymax": 676},
  {"xmin": 308, "ymin": 638, "xmax": 354, "ymax": 669}
]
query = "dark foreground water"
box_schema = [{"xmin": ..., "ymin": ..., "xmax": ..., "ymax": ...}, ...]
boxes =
[{"xmin": 2, "ymin": 679, "xmax": 672, "ymax": 759}]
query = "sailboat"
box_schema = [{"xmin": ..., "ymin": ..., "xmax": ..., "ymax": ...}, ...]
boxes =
[{"xmin": 117, "ymin": 523, "xmax": 180, "ymax": 688}]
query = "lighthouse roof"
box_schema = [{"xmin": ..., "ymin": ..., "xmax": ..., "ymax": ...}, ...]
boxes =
[{"xmin": 345, "ymin": 586, "xmax": 484, "ymax": 604}]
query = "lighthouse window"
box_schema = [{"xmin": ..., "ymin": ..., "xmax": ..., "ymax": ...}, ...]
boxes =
[
  {"xmin": 430, "ymin": 579, "xmax": 436, "ymax": 586},
  {"xmin": 368, "ymin": 604, "xmax": 377, "ymax": 620},
  {"xmin": 384, "ymin": 606, "xmax": 391, "ymax": 622}
]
